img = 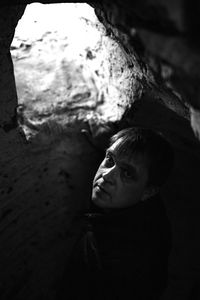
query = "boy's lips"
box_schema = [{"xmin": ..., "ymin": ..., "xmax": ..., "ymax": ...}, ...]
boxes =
[{"xmin": 96, "ymin": 184, "xmax": 111, "ymax": 197}]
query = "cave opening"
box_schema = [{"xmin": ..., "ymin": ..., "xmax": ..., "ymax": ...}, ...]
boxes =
[{"xmin": 11, "ymin": 2, "xmax": 140, "ymax": 141}]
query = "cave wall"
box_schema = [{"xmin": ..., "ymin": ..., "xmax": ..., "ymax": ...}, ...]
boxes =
[
  {"xmin": 91, "ymin": 0, "xmax": 200, "ymax": 139},
  {"xmin": 0, "ymin": 1, "xmax": 200, "ymax": 300},
  {"xmin": 0, "ymin": 5, "xmax": 25, "ymax": 128},
  {"xmin": 0, "ymin": 5, "xmax": 103, "ymax": 300},
  {"xmin": 94, "ymin": 2, "xmax": 200, "ymax": 298}
]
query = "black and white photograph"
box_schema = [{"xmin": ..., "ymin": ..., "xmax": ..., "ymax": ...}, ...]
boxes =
[{"xmin": 0, "ymin": 1, "xmax": 200, "ymax": 299}]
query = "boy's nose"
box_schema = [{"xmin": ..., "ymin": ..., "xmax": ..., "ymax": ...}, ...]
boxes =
[{"xmin": 102, "ymin": 166, "xmax": 117, "ymax": 184}]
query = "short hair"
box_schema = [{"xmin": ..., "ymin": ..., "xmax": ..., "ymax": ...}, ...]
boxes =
[{"xmin": 109, "ymin": 127, "xmax": 174, "ymax": 187}]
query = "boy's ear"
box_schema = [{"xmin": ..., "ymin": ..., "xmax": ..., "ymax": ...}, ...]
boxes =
[{"xmin": 141, "ymin": 186, "xmax": 159, "ymax": 201}]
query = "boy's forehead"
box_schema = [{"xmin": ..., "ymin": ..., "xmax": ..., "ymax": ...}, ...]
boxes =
[{"xmin": 107, "ymin": 139, "xmax": 147, "ymax": 166}]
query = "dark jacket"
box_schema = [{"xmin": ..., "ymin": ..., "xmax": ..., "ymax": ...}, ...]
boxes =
[{"xmin": 58, "ymin": 195, "xmax": 171, "ymax": 300}]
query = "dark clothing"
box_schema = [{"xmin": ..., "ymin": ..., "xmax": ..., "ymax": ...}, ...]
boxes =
[{"xmin": 58, "ymin": 195, "xmax": 171, "ymax": 300}]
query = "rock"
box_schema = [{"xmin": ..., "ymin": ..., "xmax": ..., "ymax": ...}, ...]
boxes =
[{"xmin": 11, "ymin": 3, "xmax": 143, "ymax": 140}]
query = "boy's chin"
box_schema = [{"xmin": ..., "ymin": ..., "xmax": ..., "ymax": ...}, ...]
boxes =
[{"xmin": 91, "ymin": 195, "xmax": 110, "ymax": 208}]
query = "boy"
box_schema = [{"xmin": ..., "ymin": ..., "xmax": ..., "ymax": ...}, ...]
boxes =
[{"xmin": 58, "ymin": 127, "xmax": 174, "ymax": 300}]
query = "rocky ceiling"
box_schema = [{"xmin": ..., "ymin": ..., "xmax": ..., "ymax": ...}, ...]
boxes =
[
  {"xmin": 0, "ymin": 1, "xmax": 200, "ymax": 299},
  {"xmin": 90, "ymin": 0, "xmax": 200, "ymax": 137}
]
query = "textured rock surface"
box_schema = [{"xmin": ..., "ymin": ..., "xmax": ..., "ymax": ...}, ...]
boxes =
[
  {"xmin": 91, "ymin": 0, "xmax": 200, "ymax": 138},
  {"xmin": 0, "ymin": 5, "xmax": 25, "ymax": 127},
  {"xmin": 0, "ymin": 125, "xmax": 102, "ymax": 300},
  {"xmin": 11, "ymin": 3, "xmax": 143, "ymax": 139}
]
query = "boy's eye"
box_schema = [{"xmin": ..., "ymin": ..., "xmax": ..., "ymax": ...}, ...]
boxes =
[
  {"xmin": 121, "ymin": 168, "xmax": 134, "ymax": 180},
  {"xmin": 104, "ymin": 153, "xmax": 114, "ymax": 167}
]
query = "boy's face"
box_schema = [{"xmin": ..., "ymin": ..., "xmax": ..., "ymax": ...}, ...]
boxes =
[{"xmin": 91, "ymin": 138, "xmax": 150, "ymax": 209}]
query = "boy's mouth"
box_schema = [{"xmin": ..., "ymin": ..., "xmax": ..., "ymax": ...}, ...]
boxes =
[{"xmin": 96, "ymin": 184, "xmax": 111, "ymax": 198}]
